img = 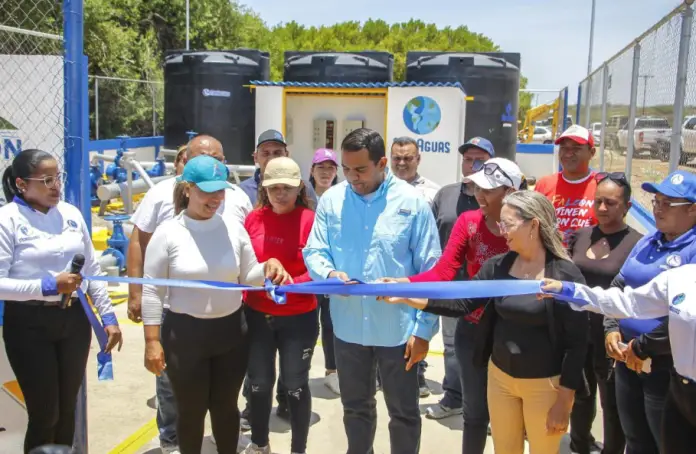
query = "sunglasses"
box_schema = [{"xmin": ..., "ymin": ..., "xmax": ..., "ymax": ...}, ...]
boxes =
[
  {"xmin": 472, "ymin": 161, "xmax": 515, "ymax": 188},
  {"xmin": 595, "ymin": 172, "xmax": 629, "ymax": 186}
]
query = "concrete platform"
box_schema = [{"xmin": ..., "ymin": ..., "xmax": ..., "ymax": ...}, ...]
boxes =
[{"xmin": 0, "ymin": 297, "xmax": 604, "ymax": 454}]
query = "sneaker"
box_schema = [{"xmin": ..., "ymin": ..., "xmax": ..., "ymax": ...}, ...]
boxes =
[
  {"xmin": 418, "ymin": 375, "xmax": 431, "ymax": 398},
  {"xmin": 243, "ymin": 443, "xmax": 271, "ymax": 454},
  {"xmin": 324, "ymin": 372, "xmax": 340, "ymax": 395},
  {"xmin": 276, "ymin": 402, "xmax": 290, "ymax": 421},
  {"xmin": 240, "ymin": 416, "xmax": 251, "ymax": 431},
  {"xmin": 425, "ymin": 403, "xmax": 463, "ymax": 420},
  {"xmin": 237, "ymin": 432, "xmax": 251, "ymax": 453},
  {"xmin": 161, "ymin": 446, "xmax": 180, "ymax": 454}
]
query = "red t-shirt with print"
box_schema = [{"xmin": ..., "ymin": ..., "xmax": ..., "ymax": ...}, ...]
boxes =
[
  {"xmin": 534, "ymin": 172, "xmax": 599, "ymax": 244},
  {"xmin": 409, "ymin": 209, "xmax": 509, "ymax": 323}
]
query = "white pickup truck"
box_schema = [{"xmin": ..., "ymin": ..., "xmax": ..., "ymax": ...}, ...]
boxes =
[
  {"xmin": 616, "ymin": 117, "xmax": 671, "ymax": 156},
  {"xmin": 655, "ymin": 115, "xmax": 696, "ymax": 164}
]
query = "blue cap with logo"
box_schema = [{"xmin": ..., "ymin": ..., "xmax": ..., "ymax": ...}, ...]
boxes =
[
  {"xmin": 641, "ymin": 170, "xmax": 696, "ymax": 203},
  {"xmin": 458, "ymin": 137, "xmax": 495, "ymax": 157},
  {"xmin": 178, "ymin": 155, "xmax": 231, "ymax": 193}
]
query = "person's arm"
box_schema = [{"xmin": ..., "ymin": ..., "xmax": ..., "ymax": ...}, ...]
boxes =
[
  {"xmin": 80, "ymin": 220, "xmax": 118, "ymax": 327},
  {"xmin": 547, "ymin": 267, "xmax": 673, "ymax": 319},
  {"xmin": 632, "ymin": 319, "xmax": 671, "ymax": 359},
  {"xmin": 556, "ymin": 267, "xmax": 590, "ymax": 392},
  {"xmin": 422, "ymin": 258, "xmax": 495, "ymax": 317},
  {"xmin": 409, "ymin": 200, "xmax": 442, "ymax": 341},
  {"xmin": 291, "ymin": 210, "xmax": 316, "ymax": 284},
  {"xmin": 237, "ymin": 227, "xmax": 266, "ymax": 286},
  {"xmin": 302, "ymin": 196, "xmax": 336, "ymax": 280},
  {"xmin": 408, "ymin": 212, "xmax": 469, "ymax": 283},
  {"xmin": 127, "ymin": 190, "xmax": 159, "ymax": 320},
  {"xmin": 0, "ymin": 217, "xmax": 58, "ymax": 300},
  {"xmin": 141, "ymin": 228, "xmax": 170, "ymax": 328}
]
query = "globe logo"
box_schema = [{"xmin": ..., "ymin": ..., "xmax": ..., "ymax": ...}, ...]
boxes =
[{"xmin": 403, "ymin": 96, "xmax": 442, "ymax": 135}]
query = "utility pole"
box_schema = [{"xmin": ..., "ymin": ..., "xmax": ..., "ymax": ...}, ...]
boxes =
[
  {"xmin": 640, "ymin": 74, "xmax": 654, "ymax": 115},
  {"xmin": 186, "ymin": 0, "xmax": 190, "ymax": 50},
  {"xmin": 587, "ymin": 0, "xmax": 596, "ymax": 75}
]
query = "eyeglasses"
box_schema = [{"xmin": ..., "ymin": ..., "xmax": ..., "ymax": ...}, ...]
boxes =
[
  {"xmin": 596, "ymin": 172, "xmax": 629, "ymax": 186},
  {"xmin": 463, "ymin": 157, "xmax": 486, "ymax": 167},
  {"xmin": 496, "ymin": 220, "xmax": 524, "ymax": 234},
  {"xmin": 651, "ymin": 199, "xmax": 693, "ymax": 210},
  {"xmin": 473, "ymin": 161, "xmax": 515, "ymax": 188},
  {"xmin": 23, "ymin": 172, "xmax": 66, "ymax": 189}
]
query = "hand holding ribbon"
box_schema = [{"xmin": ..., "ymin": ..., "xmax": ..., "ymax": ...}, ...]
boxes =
[{"xmin": 376, "ymin": 278, "xmax": 428, "ymax": 310}]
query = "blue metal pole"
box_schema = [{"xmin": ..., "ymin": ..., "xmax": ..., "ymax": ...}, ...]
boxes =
[{"xmin": 64, "ymin": 0, "xmax": 89, "ymax": 452}]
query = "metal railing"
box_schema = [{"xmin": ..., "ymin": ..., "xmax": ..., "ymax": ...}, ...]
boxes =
[{"xmin": 577, "ymin": 2, "xmax": 695, "ymax": 211}]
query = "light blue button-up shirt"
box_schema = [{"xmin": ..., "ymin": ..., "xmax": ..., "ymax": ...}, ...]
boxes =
[{"xmin": 303, "ymin": 170, "xmax": 442, "ymax": 347}]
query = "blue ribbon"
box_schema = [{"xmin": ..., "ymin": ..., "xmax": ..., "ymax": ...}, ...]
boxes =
[
  {"xmin": 76, "ymin": 289, "xmax": 113, "ymax": 381},
  {"xmin": 84, "ymin": 275, "xmax": 546, "ymax": 302}
]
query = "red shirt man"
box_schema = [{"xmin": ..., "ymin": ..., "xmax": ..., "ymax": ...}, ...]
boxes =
[{"xmin": 535, "ymin": 125, "xmax": 599, "ymax": 243}]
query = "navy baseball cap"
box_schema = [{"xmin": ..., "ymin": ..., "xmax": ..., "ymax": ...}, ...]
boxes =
[
  {"xmin": 642, "ymin": 170, "xmax": 696, "ymax": 203},
  {"xmin": 458, "ymin": 137, "xmax": 495, "ymax": 157},
  {"xmin": 257, "ymin": 129, "xmax": 287, "ymax": 148},
  {"xmin": 178, "ymin": 155, "xmax": 231, "ymax": 193}
]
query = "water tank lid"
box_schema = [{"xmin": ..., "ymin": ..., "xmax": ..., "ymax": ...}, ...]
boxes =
[
  {"xmin": 285, "ymin": 53, "xmax": 388, "ymax": 69},
  {"xmin": 408, "ymin": 53, "xmax": 520, "ymax": 70},
  {"xmin": 165, "ymin": 51, "xmax": 261, "ymax": 66}
]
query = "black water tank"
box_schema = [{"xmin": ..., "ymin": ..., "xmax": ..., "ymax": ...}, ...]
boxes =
[
  {"xmin": 283, "ymin": 51, "xmax": 393, "ymax": 83},
  {"xmin": 164, "ymin": 49, "xmax": 270, "ymax": 165},
  {"xmin": 406, "ymin": 52, "xmax": 521, "ymax": 161}
]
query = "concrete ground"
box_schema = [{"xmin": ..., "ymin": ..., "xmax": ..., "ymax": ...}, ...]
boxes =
[{"xmin": 0, "ymin": 287, "xmax": 604, "ymax": 454}]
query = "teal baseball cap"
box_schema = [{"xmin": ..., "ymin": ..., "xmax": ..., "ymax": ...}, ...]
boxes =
[{"xmin": 178, "ymin": 155, "xmax": 231, "ymax": 193}]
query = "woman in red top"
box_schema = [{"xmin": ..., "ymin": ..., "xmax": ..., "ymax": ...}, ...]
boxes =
[
  {"xmin": 242, "ymin": 157, "xmax": 317, "ymax": 454},
  {"xmin": 387, "ymin": 157, "xmax": 525, "ymax": 454}
]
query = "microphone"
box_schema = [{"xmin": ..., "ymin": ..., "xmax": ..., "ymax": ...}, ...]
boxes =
[{"xmin": 61, "ymin": 254, "xmax": 85, "ymax": 309}]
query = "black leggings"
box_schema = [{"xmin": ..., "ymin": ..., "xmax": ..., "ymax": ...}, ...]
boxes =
[
  {"xmin": 3, "ymin": 301, "xmax": 91, "ymax": 454},
  {"xmin": 162, "ymin": 309, "xmax": 248, "ymax": 454},
  {"xmin": 661, "ymin": 371, "xmax": 696, "ymax": 454}
]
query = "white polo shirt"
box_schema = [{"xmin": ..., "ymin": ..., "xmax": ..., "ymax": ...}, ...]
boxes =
[{"xmin": 409, "ymin": 174, "xmax": 441, "ymax": 207}]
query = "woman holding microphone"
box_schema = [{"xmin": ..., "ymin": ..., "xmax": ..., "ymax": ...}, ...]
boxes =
[
  {"xmin": 0, "ymin": 149, "xmax": 122, "ymax": 453},
  {"xmin": 541, "ymin": 262, "xmax": 696, "ymax": 453},
  {"xmin": 141, "ymin": 155, "xmax": 291, "ymax": 454}
]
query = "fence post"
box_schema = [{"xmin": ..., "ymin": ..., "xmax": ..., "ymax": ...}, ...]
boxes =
[
  {"xmin": 576, "ymin": 84, "xmax": 582, "ymax": 125},
  {"xmin": 626, "ymin": 43, "xmax": 641, "ymax": 182},
  {"xmin": 671, "ymin": 3, "xmax": 693, "ymax": 172},
  {"xmin": 584, "ymin": 79, "xmax": 592, "ymax": 128},
  {"xmin": 562, "ymin": 86, "xmax": 569, "ymax": 130},
  {"xmin": 95, "ymin": 77, "xmax": 99, "ymax": 140},
  {"xmin": 64, "ymin": 0, "xmax": 89, "ymax": 452},
  {"xmin": 600, "ymin": 64, "xmax": 609, "ymax": 172}
]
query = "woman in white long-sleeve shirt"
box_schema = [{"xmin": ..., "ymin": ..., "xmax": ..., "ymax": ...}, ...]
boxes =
[
  {"xmin": 0, "ymin": 149, "xmax": 122, "ymax": 453},
  {"xmin": 541, "ymin": 262, "xmax": 696, "ymax": 454},
  {"xmin": 141, "ymin": 155, "xmax": 291, "ymax": 454}
]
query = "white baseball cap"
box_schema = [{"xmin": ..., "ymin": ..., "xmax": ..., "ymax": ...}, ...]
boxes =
[
  {"xmin": 555, "ymin": 124, "xmax": 595, "ymax": 147},
  {"xmin": 464, "ymin": 158, "xmax": 524, "ymax": 190}
]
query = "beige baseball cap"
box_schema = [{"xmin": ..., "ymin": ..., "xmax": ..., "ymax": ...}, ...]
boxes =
[{"xmin": 262, "ymin": 157, "xmax": 302, "ymax": 187}]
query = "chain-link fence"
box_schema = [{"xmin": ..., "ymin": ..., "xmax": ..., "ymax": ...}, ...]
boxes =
[
  {"xmin": 89, "ymin": 76, "xmax": 164, "ymax": 140},
  {"xmin": 577, "ymin": 3, "xmax": 695, "ymax": 212},
  {"xmin": 0, "ymin": 0, "xmax": 65, "ymax": 204}
]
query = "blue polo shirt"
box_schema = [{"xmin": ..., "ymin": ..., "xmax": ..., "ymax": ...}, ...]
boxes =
[
  {"xmin": 240, "ymin": 168, "xmax": 318, "ymax": 206},
  {"xmin": 617, "ymin": 226, "xmax": 696, "ymax": 338}
]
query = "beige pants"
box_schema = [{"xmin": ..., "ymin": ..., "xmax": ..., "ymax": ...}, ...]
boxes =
[{"xmin": 487, "ymin": 361, "xmax": 564, "ymax": 454}]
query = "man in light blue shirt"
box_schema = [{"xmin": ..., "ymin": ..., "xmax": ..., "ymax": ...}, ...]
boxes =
[{"xmin": 303, "ymin": 128, "xmax": 441, "ymax": 454}]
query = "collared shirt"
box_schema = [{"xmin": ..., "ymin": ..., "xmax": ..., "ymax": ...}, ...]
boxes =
[
  {"xmin": 562, "ymin": 264, "xmax": 696, "ymax": 381},
  {"xmin": 409, "ymin": 174, "xmax": 441, "ymax": 207},
  {"xmin": 303, "ymin": 170, "xmax": 442, "ymax": 347},
  {"xmin": 616, "ymin": 226, "xmax": 696, "ymax": 339},
  {"xmin": 0, "ymin": 198, "xmax": 117, "ymax": 326},
  {"xmin": 240, "ymin": 168, "xmax": 318, "ymax": 207},
  {"xmin": 131, "ymin": 177, "xmax": 252, "ymax": 234}
]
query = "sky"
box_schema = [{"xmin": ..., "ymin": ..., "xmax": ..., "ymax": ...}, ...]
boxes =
[{"xmin": 243, "ymin": 0, "xmax": 682, "ymax": 105}]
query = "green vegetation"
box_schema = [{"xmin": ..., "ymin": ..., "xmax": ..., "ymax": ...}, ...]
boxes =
[{"xmin": 77, "ymin": 0, "xmax": 530, "ymax": 137}]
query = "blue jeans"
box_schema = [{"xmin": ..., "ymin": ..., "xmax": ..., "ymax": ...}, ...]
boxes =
[
  {"xmin": 245, "ymin": 307, "xmax": 319, "ymax": 453},
  {"xmin": 615, "ymin": 361, "xmax": 669, "ymax": 454},
  {"xmin": 439, "ymin": 316, "xmax": 462, "ymax": 409},
  {"xmin": 157, "ymin": 309, "xmax": 177, "ymax": 447},
  {"xmin": 454, "ymin": 319, "xmax": 489, "ymax": 454},
  {"xmin": 334, "ymin": 337, "xmax": 421, "ymax": 454}
]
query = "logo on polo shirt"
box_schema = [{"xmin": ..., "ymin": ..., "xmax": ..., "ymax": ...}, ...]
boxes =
[
  {"xmin": 17, "ymin": 224, "xmax": 39, "ymax": 242},
  {"xmin": 67, "ymin": 220, "xmax": 78, "ymax": 229},
  {"xmin": 672, "ymin": 293, "xmax": 686, "ymax": 306},
  {"xmin": 671, "ymin": 174, "xmax": 684, "ymax": 185},
  {"xmin": 666, "ymin": 254, "xmax": 682, "ymax": 268},
  {"xmin": 19, "ymin": 225, "xmax": 29, "ymax": 236}
]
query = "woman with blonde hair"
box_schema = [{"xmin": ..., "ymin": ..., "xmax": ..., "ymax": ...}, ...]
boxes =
[
  {"xmin": 243, "ymin": 157, "xmax": 318, "ymax": 454},
  {"xmin": 142, "ymin": 155, "xmax": 291, "ymax": 454},
  {"xmin": 380, "ymin": 190, "xmax": 588, "ymax": 454}
]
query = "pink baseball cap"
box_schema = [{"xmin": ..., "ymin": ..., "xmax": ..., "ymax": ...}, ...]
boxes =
[{"xmin": 312, "ymin": 148, "xmax": 338, "ymax": 166}]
